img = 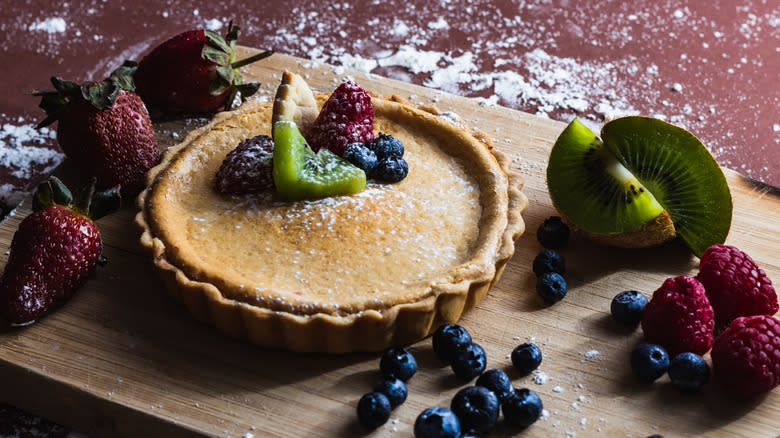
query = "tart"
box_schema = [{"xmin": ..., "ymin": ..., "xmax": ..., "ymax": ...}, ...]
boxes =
[{"xmin": 135, "ymin": 75, "xmax": 528, "ymax": 353}]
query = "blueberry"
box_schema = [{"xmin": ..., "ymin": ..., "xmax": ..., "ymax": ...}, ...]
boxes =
[
  {"xmin": 380, "ymin": 347, "xmax": 418, "ymax": 381},
  {"xmin": 511, "ymin": 343, "xmax": 543, "ymax": 375},
  {"xmin": 502, "ymin": 388, "xmax": 543, "ymax": 428},
  {"xmin": 432, "ymin": 324, "xmax": 472, "ymax": 364},
  {"xmin": 370, "ymin": 132, "xmax": 405, "ymax": 158},
  {"xmin": 532, "ymin": 249, "xmax": 565, "ymax": 277},
  {"xmin": 343, "ymin": 142, "xmax": 378, "ymax": 175},
  {"xmin": 610, "ymin": 290, "xmax": 648, "ymax": 325},
  {"xmin": 414, "ymin": 407, "xmax": 461, "ymax": 438},
  {"xmin": 536, "ymin": 216, "xmax": 570, "ymax": 249},
  {"xmin": 373, "ymin": 377, "xmax": 408, "ymax": 408},
  {"xmin": 668, "ymin": 352, "xmax": 710, "ymax": 391},
  {"xmin": 630, "ymin": 343, "xmax": 670, "ymax": 382},
  {"xmin": 375, "ymin": 156, "xmax": 409, "ymax": 183},
  {"xmin": 450, "ymin": 342, "xmax": 487, "ymax": 381},
  {"xmin": 475, "ymin": 368, "xmax": 515, "ymax": 403},
  {"xmin": 356, "ymin": 392, "xmax": 391, "ymax": 429},
  {"xmin": 450, "ymin": 385, "xmax": 500, "ymax": 434},
  {"xmin": 536, "ymin": 272, "xmax": 567, "ymax": 304}
]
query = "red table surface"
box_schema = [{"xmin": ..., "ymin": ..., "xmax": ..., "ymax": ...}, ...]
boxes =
[{"xmin": 0, "ymin": 0, "xmax": 777, "ymax": 435}]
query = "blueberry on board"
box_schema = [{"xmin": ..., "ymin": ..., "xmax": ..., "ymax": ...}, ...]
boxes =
[
  {"xmin": 611, "ymin": 290, "xmax": 648, "ymax": 325},
  {"xmin": 357, "ymin": 392, "xmax": 391, "ymax": 429},
  {"xmin": 380, "ymin": 347, "xmax": 418, "ymax": 381},
  {"xmin": 414, "ymin": 407, "xmax": 461, "ymax": 438},
  {"xmin": 511, "ymin": 343, "xmax": 543, "ymax": 375},
  {"xmin": 450, "ymin": 342, "xmax": 487, "ymax": 381},
  {"xmin": 343, "ymin": 142, "xmax": 378, "ymax": 175},
  {"xmin": 375, "ymin": 156, "xmax": 409, "ymax": 183},
  {"xmin": 630, "ymin": 343, "xmax": 670, "ymax": 383},
  {"xmin": 475, "ymin": 368, "xmax": 515, "ymax": 403},
  {"xmin": 532, "ymin": 249, "xmax": 565, "ymax": 277},
  {"xmin": 432, "ymin": 324, "xmax": 472, "ymax": 364},
  {"xmin": 450, "ymin": 385, "xmax": 500, "ymax": 434},
  {"xmin": 502, "ymin": 388, "xmax": 543, "ymax": 428},
  {"xmin": 370, "ymin": 132, "xmax": 405, "ymax": 158},
  {"xmin": 536, "ymin": 216, "xmax": 570, "ymax": 249},
  {"xmin": 668, "ymin": 352, "xmax": 710, "ymax": 391},
  {"xmin": 536, "ymin": 272, "xmax": 567, "ymax": 304},
  {"xmin": 373, "ymin": 377, "xmax": 408, "ymax": 408}
]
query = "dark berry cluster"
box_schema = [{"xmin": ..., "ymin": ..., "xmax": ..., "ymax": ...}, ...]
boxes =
[
  {"xmin": 630, "ymin": 343, "xmax": 710, "ymax": 391},
  {"xmin": 344, "ymin": 133, "xmax": 409, "ymax": 183},
  {"xmin": 534, "ymin": 217, "xmax": 570, "ymax": 304},
  {"xmin": 414, "ymin": 325, "xmax": 544, "ymax": 437},
  {"xmin": 356, "ymin": 347, "xmax": 417, "ymax": 429}
]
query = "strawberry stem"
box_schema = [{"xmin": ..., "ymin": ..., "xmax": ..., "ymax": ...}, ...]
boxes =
[{"xmin": 230, "ymin": 50, "xmax": 273, "ymax": 70}]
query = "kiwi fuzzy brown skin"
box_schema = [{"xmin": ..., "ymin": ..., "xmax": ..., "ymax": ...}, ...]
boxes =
[{"xmin": 547, "ymin": 116, "xmax": 732, "ymax": 257}]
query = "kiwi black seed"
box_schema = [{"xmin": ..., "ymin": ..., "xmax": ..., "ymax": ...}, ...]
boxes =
[{"xmin": 547, "ymin": 117, "xmax": 732, "ymax": 256}]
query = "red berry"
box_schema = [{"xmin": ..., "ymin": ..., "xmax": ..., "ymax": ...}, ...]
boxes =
[
  {"xmin": 306, "ymin": 81, "xmax": 374, "ymax": 156},
  {"xmin": 697, "ymin": 244, "xmax": 778, "ymax": 330},
  {"xmin": 215, "ymin": 135, "xmax": 274, "ymax": 194},
  {"xmin": 0, "ymin": 205, "xmax": 102, "ymax": 325},
  {"xmin": 711, "ymin": 315, "xmax": 780, "ymax": 398},
  {"xmin": 641, "ymin": 276, "xmax": 715, "ymax": 356}
]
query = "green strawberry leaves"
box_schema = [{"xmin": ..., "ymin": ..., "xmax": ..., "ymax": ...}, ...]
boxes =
[
  {"xmin": 33, "ymin": 176, "xmax": 120, "ymax": 220},
  {"xmin": 33, "ymin": 60, "xmax": 139, "ymax": 127}
]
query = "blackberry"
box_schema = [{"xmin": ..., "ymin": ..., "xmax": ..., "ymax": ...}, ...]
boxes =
[
  {"xmin": 511, "ymin": 343, "xmax": 543, "ymax": 375},
  {"xmin": 611, "ymin": 290, "xmax": 648, "ymax": 325},
  {"xmin": 450, "ymin": 342, "xmax": 487, "ymax": 381},
  {"xmin": 536, "ymin": 216, "xmax": 570, "ymax": 249},
  {"xmin": 370, "ymin": 132, "xmax": 405, "ymax": 158},
  {"xmin": 343, "ymin": 142, "xmax": 378, "ymax": 175},
  {"xmin": 380, "ymin": 347, "xmax": 418, "ymax": 381},
  {"xmin": 375, "ymin": 156, "xmax": 409, "ymax": 183},
  {"xmin": 668, "ymin": 352, "xmax": 710, "ymax": 392},
  {"xmin": 630, "ymin": 343, "xmax": 670, "ymax": 383},
  {"xmin": 532, "ymin": 249, "xmax": 565, "ymax": 277},
  {"xmin": 502, "ymin": 388, "xmax": 543, "ymax": 428},
  {"xmin": 414, "ymin": 407, "xmax": 461, "ymax": 438},
  {"xmin": 373, "ymin": 378, "xmax": 408, "ymax": 408},
  {"xmin": 475, "ymin": 368, "xmax": 515, "ymax": 403},
  {"xmin": 356, "ymin": 392, "xmax": 391, "ymax": 429},
  {"xmin": 536, "ymin": 272, "xmax": 567, "ymax": 304},
  {"xmin": 432, "ymin": 324, "xmax": 472, "ymax": 364},
  {"xmin": 450, "ymin": 386, "xmax": 500, "ymax": 434}
]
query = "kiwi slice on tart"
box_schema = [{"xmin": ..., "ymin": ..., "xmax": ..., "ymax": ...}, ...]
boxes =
[
  {"xmin": 547, "ymin": 116, "xmax": 732, "ymax": 256},
  {"xmin": 272, "ymin": 121, "xmax": 366, "ymax": 200}
]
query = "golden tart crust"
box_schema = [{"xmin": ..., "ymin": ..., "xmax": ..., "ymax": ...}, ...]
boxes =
[{"xmin": 135, "ymin": 94, "xmax": 527, "ymax": 353}]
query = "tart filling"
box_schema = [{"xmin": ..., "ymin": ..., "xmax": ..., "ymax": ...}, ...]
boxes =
[{"xmin": 136, "ymin": 90, "xmax": 527, "ymax": 352}]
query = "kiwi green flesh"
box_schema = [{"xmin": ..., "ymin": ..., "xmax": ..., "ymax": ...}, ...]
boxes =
[
  {"xmin": 601, "ymin": 117, "xmax": 732, "ymax": 256},
  {"xmin": 548, "ymin": 117, "xmax": 732, "ymax": 257},
  {"xmin": 272, "ymin": 122, "xmax": 366, "ymax": 200}
]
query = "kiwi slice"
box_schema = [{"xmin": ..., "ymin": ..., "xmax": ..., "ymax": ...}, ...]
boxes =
[
  {"xmin": 547, "ymin": 117, "xmax": 732, "ymax": 256},
  {"xmin": 272, "ymin": 121, "xmax": 366, "ymax": 200}
]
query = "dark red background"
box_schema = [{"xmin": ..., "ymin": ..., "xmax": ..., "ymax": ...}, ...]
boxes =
[{"xmin": 0, "ymin": 0, "xmax": 777, "ymax": 434}]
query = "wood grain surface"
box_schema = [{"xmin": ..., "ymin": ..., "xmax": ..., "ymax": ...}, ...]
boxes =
[{"xmin": 0, "ymin": 50, "xmax": 778, "ymax": 438}]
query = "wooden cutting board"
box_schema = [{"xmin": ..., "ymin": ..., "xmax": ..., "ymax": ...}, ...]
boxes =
[{"xmin": 1, "ymin": 49, "xmax": 778, "ymax": 438}]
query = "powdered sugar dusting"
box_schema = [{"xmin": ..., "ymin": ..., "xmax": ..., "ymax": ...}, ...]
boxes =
[{"xmin": 0, "ymin": 120, "xmax": 63, "ymax": 206}]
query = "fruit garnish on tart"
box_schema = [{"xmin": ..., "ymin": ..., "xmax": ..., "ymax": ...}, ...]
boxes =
[{"xmin": 547, "ymin": 117, "xmax": 732, "ymax": 256}]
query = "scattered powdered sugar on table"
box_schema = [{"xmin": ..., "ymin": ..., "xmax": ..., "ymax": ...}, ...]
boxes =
[
  {"xmin": 28, "ymin": 17, "xmax": 67, "ymax": 33},
  {"xmin": 0, "ymin": 120, "xmax": 63, "ymax": 206}
]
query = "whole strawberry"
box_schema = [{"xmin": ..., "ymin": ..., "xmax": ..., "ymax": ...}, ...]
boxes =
[
  {"xmin": 215, "ymin": 135, "xmax": 274, "ymax": 194},
  {"xmin": 641, "ymin": 276, "xmax": 715, "ymax": 356},
  {"xmin": 0, "ymin": 177, "xmax": 120, "ymax": 325},
  {"xmin": 33, "ymin": 62, "xmax": 160, "ymax": 195},
  {"xmin": 134, "ymin": 21, "xmax": 272, "ymax": 112},
  {"xmin": 711, "ymin": 315, "xmax": 780, "ymax": 398},
  {"xmin": 697, "ymin": 244, "xmax": 778, "ymax": 330},
  {"xmin": 306, "ymin": 81, "xmax": 375, "ymax": 156}
]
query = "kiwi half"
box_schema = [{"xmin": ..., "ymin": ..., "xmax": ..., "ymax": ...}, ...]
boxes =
[{"xmin": 547, "ymin": 117, "xmax": 732, "ymax": 256}]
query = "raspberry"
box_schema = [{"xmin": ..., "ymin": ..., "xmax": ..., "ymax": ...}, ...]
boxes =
[
  {"xmin": 640, "ymin": 276, "xmax": 715, "ymax": 356},
  {"xmin": 697, "ymin": 244, "xmax": 778, "ymax": 330},
  {"xmin": 215, "ymin": 135, "xmax": 274, "ymax": 194},
  {"xmin": 307, "ymin": 81, "xmax": 374, "ymax": 156},
  {"xmin": 711, "ymin": 315, "xmax": 780, "ymax": 398}
]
